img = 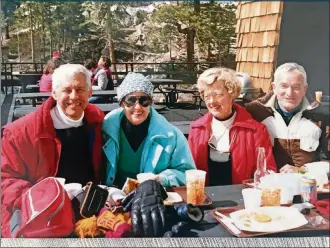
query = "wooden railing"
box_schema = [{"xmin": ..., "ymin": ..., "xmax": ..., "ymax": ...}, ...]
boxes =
[
  {"xmin": 1, "ymin": 61, "xmax": 235, "ymax": 77},
  {"xmin": 1, "ymin": 61, "xmax": 236, "ymax": 94}
]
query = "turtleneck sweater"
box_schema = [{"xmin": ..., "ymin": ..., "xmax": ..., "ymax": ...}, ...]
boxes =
[
  {"xmin": 50, "ymin": 103, "xmax": 84, "ymax": 129},
  {"xmin": 121, "ymin": 113, "xmax": 151, "ymax": 152},
  {"xmin": 50, "ymin": 103, "xmax": 94, "ymax": 186}
]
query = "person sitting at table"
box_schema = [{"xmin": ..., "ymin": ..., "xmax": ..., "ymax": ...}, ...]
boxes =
[
  {"xmin": 39, "ymin": 57, "xmax": 64, "ymax": 92},
  {"xmin": 102, "ymin": 72, "xmax": 196, "ymax": 189},
  {"xmin": 84, "ymin": 58, "xmax": 97, "ymax": 84},
  {"xmin": 245, "ymin": 62, "xmax": 329, "ymax": 173},
  {"xmin": 188, "ymin": 67, "xmax": 277, "ymax": 186},
  {"xmin": 88, "ymin": 56, "xmax": 114, "ymax": 103},
  {"xmin": 1, "ymin": 64, "xmax": 105, "ymax": 237}
]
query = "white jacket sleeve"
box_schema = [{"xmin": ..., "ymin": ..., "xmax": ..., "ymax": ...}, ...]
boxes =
[{"xmin": 92, "ymin": 71, "xmax": 108, "ymax": 91}]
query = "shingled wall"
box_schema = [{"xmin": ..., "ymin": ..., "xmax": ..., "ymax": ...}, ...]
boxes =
[{"xmin": 235, "ymin": 1, "xmax": 284, "ymax": 92}]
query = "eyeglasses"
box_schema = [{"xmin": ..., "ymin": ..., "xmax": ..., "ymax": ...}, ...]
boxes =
[
  {"xmin": 202, "ymin": 92, "xmax": 225, "ymax": 101},
  {"xmin": 123, "ymin": 95, "xmax": 152, "ymax": 107}
]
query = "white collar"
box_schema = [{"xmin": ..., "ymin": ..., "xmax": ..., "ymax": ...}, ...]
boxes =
[
  {"xmin": 50, "ymin": 103, "xmax": 84, "ymax": 129},
  {"xmin": 211, "ymin": 112, "xmax": 236, "ymax": 139}
]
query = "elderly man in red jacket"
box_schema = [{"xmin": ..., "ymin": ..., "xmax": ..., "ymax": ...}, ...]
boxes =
[{"xmin": 1, "ymin": 64, "xmax": 104, "ymax": 237}]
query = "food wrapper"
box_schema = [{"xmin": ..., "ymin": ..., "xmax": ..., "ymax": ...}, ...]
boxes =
[
  {"xmin": 306, "ymin": 215, "xmax": 327, "ymax": 228},
  {"xmin": 122, "ymin": 178, "xmax": 140, "ymax": 195},
  {"xmin": 106, "ymin": 187, "xmax": 126, "ymax": 207}
]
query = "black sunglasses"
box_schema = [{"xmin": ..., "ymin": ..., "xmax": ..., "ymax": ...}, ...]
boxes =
[{"xmin": 123, "ymin": 95, "xmax": 152, "ymax": 107}]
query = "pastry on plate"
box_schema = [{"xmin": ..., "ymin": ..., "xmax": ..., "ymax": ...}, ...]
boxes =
[{"xmin": 253, "ymin": 212, "xmax": 272, "ymax": 223}]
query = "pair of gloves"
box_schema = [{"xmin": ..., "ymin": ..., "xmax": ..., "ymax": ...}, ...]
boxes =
[{"xmin": 121, "ymin": 180, "xmax": 204, "ymax": 237}]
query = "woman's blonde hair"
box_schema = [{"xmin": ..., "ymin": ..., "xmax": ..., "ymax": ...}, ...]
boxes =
[{"xmin": 197, "ymin": 67, "xmax": 241, "ymax": 100}]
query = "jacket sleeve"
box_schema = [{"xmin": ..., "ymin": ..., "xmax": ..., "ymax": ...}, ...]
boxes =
[
  {"xmin": 92, "ymin": 72, "xmax": 108, "ymax": 91},
  {"xmin": 254, "ymin": 125, "xmax": 277, "ymax": 172},
  {"xmin": 1, "ymin": 130, "xmax": 33, "ymax": 237},
  {"xmin": 158, "ymin": 130, "xmax": 196, "ymax": 187}
]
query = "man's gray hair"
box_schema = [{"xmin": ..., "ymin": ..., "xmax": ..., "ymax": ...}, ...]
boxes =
[
  {"xmin": 274, "ymin": 62, "xmax": 308, "ymax": 86},
  {"xmin": 52, "ymin": 64, "xmax": 92, "ymax": 91}
]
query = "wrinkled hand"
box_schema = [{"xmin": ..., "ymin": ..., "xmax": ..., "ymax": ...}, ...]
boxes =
[
  {"xmin": 280, "ymin": 164, "xmax": 299, "ymax": 173},
  {"xmin": 131, "ymin": 180, "xmax": 168, "ymax": 237}
]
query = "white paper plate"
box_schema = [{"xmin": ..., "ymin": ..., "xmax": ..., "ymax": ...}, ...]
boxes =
[{"xmin": 229, "ymin": 206, "xmax": 308, "ymax": 233}]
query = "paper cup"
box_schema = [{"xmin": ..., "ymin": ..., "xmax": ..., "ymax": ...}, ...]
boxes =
[
  {"xmin": 280, "ymin": 186, "xmax": 294, "ymax": 205},
  {"xmin": 242, "ymin": 188, "xmax": 262, "ymax": 209},
  {"xmin": 185, "ymin": 169, "xmax": 206, "ymax": 205}
]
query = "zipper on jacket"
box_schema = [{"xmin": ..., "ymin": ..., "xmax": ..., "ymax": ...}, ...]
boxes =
[
  {"xmin": 47, "ymin": 184, "xmax": 65, "ymax": 226},
  {"xmin": 140, "ymin": 134, "xmax": 169, "ymax": 172},
  {"xmin": 27, "ymin": 190, "xmax": 40, "ymax": 221},
  {"xmin": 53, "ymin": 138, "xmax": 62, "ymax": 177}
]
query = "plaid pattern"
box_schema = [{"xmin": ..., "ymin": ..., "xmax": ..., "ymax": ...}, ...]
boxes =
[{"xmin": 117, "ymin": 72, "xmax": 154, "ymax": 103}]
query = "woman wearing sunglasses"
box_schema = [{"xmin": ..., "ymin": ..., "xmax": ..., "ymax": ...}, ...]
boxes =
[
  {"xmin": 188, "ymin": 68, "xmax": 277, "ymax": 186},
  {"xmin": 102, "ymin": 72, "xmax": 196, "ymax": 189}
]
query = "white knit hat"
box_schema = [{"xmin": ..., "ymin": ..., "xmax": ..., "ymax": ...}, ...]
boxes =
[{"xmin": 117, "ymin": 72, "xmax": 154, "ymax": 103}]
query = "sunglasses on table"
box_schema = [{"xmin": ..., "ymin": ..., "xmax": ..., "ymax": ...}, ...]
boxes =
[{"xmin": 123, "ymin": 95, "xmax": 152, "ymax": 107}]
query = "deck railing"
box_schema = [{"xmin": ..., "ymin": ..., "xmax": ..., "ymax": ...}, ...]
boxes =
[{"xmin": 1, "ymin": 61, "xmax": 236, "ymax": 94}]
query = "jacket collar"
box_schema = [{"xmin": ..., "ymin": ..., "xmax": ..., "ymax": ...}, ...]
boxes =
[
  {"xmin": 36, "ymin": 97, "xmax": 102, "ymax": 138},
  {"xmin": 191, "ymin": 103, "xmax": 256, "ymax": 131},
  {"xmin": 103, "ymin": 107, "xmax": 172, "ymax": 145},
  {"xmin": 263, "ymin": 91, "xmax": 313, "ymax": 112}
]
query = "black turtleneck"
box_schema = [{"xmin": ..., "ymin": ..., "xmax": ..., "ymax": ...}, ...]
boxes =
[
  {"xmin": 121, "ymin": 114, "xmax": 151, "ymax": 152},
  {"xmin": 214, "ymin": 108, "xmax": 236, "ymax": 121}
]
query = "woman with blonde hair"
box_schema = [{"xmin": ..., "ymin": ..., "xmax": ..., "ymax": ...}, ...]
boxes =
[{"xmin": 188, "ymin": 67, "xmax": 277, "ymax": 186}]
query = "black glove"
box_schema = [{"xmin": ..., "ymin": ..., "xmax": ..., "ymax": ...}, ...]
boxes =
[
  {"xmin": 163, "ymin": 221, "xmax": 189, "ymax": 237},
  {"xmin": 163, "ymin": 204, "xmax": 204, "ymax": 237},
  {"xmin": 131, "ymin": 180, "xmax": 168, "ymax": 237},
  {"xmin": 169, "ymin": 204, "xmax": 204, "ymax": 223}
]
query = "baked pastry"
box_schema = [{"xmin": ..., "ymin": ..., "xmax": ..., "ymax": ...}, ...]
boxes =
[{"xmin": 253, "ymin": 212, "xmax": 272, "ymax": 223}]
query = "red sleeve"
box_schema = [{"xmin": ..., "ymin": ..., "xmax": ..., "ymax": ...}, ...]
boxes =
[
  {"xmin": 255, "ymin": 125, "xmax": 277, "ymax": 172},
  {"xmin": 1, "ymin": 130, "xmax": 33, "ymax": 237},
  {"xmin": 188, "ymin": 126, "xmax": 196, "ymax": 160}
]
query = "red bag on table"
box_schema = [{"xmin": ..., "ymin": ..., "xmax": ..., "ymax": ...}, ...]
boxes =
[{"xmin": 12, "ymin": 177, "xmax": 75, "ymax": 238}]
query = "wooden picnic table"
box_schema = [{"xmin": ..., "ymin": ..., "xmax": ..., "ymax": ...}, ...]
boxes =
[
  {"xmin": 149, "ymin": 79, "xmax": 199, "ymax": 106},
  {"xmin": 16, "ymin": 73, "xmax": 42, "ymax": 92},
  {"xmin": 1, "ymin": 184, "xmax": 329, "ymax": 246}
]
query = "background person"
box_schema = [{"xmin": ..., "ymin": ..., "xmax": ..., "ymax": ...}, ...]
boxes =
[
  {"xmin": 89, "ymin": 56, "xmax": 114, "ymax": 103},
  {"xmin": 84, "ymin": 58, "xmax": 97, "ymax": 84},
  {"xmin": 39, "ymin": 58, "xmax": 64, "ymax": 92}
]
